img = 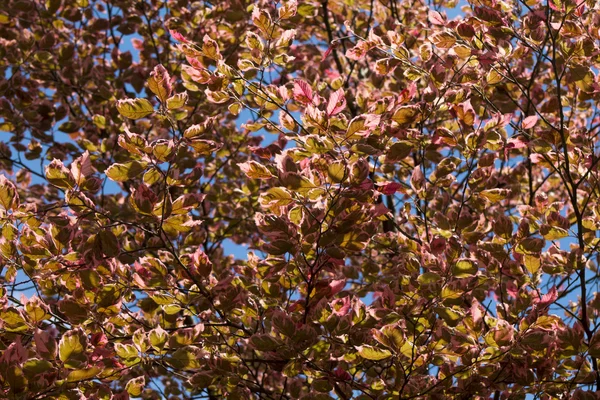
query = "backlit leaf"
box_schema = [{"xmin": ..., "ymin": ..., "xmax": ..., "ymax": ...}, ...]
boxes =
[
  {"xmin": 356, "ymin": 345, "xmax": 392, "ymax": 360},
  {"xmin": 117, "ymin": 98, "xmax": 154, "ymax": 119}
]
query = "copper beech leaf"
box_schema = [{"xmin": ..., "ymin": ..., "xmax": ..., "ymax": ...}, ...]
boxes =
[
  {"xmin": 58, "ymin": 329, "xmax": 87, "ymax": 369},
  {"xmin": 117, "ymin": 98, "xmax": 154, "ymax": 119},
  {"xmin": 0, "ymin": 174, "xmax": 18, "ymax": 210},
  {"xmin": 356, "ymin": 345, "xmax": 392, "ymax": 360},
  {"xmin": 105, "ymin": 161, "xmax": 147, "ymax": 182},
  {"xmin": 147, "ymin": 65, "xmax": 172, "ymax": 103}
]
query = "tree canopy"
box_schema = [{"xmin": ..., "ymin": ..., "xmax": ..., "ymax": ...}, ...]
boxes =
[{"xmin": 1, "ymin": 0, "xmax": 600, "ymax": 398}]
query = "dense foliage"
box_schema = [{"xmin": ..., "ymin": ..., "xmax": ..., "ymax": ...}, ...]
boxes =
[{"xmin": 1, "ymin": 0, "xmax": 600, "ymax": 398}]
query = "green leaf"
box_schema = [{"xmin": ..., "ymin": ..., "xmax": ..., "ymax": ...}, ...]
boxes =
[
  {"xmin": 149, "ymin": 327, "xmax": 168, "ymax": 351},
  {"xmin": 187, "ymin": 139, "xmax": 222, "ymax": 155},
  {"xmin": 391, "ymin": 106, "xmax": 420, "ymax": 125},
  {"xmin": 524, "ymin": 255, "xmax": 541, "ymax": 274},
  {"xmin": 540, "ymin": 224, "xmax": 569, "ymax": 240},
  {"xmin": 166, "ymin": 92, "xmax": 188, "ymax": 110},
  {"xmin": 452, "ymin": 258, "xmax": 478, "ymax": 278},
  {"xmin": 434, "ymin": 306, "xmax": 461, "ymax": 327},
  {"xmin": 66, "ymin": 367, "xmax": 101, "ymax": 382},
  {"xmin": 105, "ymin": 160, "xmax": 147, "ymax": 182},
  {"xmin": 516, "ymin": 237, "xmax": 545, "ymax": 255},
  {"xmin": 260, "ymin": 187, "xmax": 294, "ymax": 207},
  {"xmin": 22, "ymin": 359, "xmax": 53, "ymax": 379},
  {"xmin": 418, "ymin": 272, "xmax": 441, "ymax": 285},
  {"xmin": 117, "ymin": 98, "xmax": 154, "ymax": 120},
  {"xmin": 126, "ymin": 376, "xmax": 146, "ymax": 396},
  {"xmin": 327, "ymin": 162, "xmax": 346, "ymax": 183},
  {"xmin": 167, "ymin": 346, "xmax": 203, "ymax": 370},
  {"xmin": 480, "ymin": 188, "xmax": 509, "ymax": 202},
  {"xmin": 59, "ymin": 330, "xmax": 87, "ymax": 369},
  {"xmin": 46, "ymin": 159, "xmax": 76, "ymax": 189},
  {"xmin": 115, "ymin": 343, "xmax": 139, "ymax": 359},
  {"xmin": 356, "ymin": 345, "xmax": 392, "ymax": 360},
  {"xmin": 238, "ymin": 161, "xmax": 273, "ymax": 179}
]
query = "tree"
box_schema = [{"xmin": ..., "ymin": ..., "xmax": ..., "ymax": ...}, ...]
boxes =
[{"xmin": 0, "ymin": 0, "xmax": 600, "ymax": 398}]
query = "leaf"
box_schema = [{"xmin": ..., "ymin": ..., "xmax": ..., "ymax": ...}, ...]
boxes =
[
  {"xmin": 540, "ymin": 224, "xmax": 569, "ymax": 240},
  {"xmin": 187, "ymin": 139, "xmax": 222, "ymax": 155},
  {"xmin": 430, "ymin": 32, "xmax": 456, "ymax": 48},
  {"xmin": 169, "ymin": 29, "xmax": 188, "ymax": 43},
  {"xmin": 147, "ymin": 65, "xmax": 172, "ymax": 103},
  {"xmin": 105, "ymin": 161, "xmax": 147, "ymax": 182},
  {"xmin": 385, "ymin": 141, "xmax": 413, "ymax": 163},
  {"xmin": 0, "ymin": 174, "xmax": 18, "ymax": 210},
  {"xmin": 66, "ymin": 367, "xmax": 101, "ymax": 382},
  {"xmin": 524, "ymin": 255, "xmax": 541, "ymax": 274},
  {"xmin": 167, "ymin": 346, "xmax": 204, "ymax": 370},
  {"xmin": 202, "ymin": 34, "xmax": 221, "ymax": 60},
  {"xmin": 434, "ymin": 306, "xmax": 461, "ymax": 327},
  {"xmin": 326, "ymin": 88, "xmax": 346, "ymax": 116},
  {"xmin": 46, "ymin": 159, "xmax": 76, "ymax": 189},
  {"xmin": 428, "ymin": 10, "xmax": 446, "ymax": 25},
  {"xmin": 166, "ymin": 92, "xmax": 188, "ymax": 110},
  {"xmin": 522, "ymin": 115, "xmax": 538, "ymax": 129},
  {"xmin": 480, "ymin": 188, "xmax": 509, "ymax": 202},
  {"xmin": 238, "ymin": 161, "xmax": 273, "ymax": 179},
  {"xmin": 126, "ymin": 376, "xmax": 146, "ymax": 396},
  {"xmin": 452, "ymin": 259, "xmax": 478, "ymax": 278},
  {"xmin": 356, "ymin": 345, "xmax": 392, "ymax": 360},
  {"xmin": 70, "ymin": 150, "xmax": 93, "ymax": 186},
  {"xmin": 22, "ymin": 359, "xmax": 53, "ymax": 379},
  {"xmin": 327, "ymin": 162, "xmax": 346, "ymax": 183},
  {"xmin": 293, "ymin": 79, "xmax": 314, "ymax": 104},
  {"xmin": 260, "ymin": 187, "xmax": 294, "ymax": 207},
  {"xmin": 516, "ymin": 237, "xmax": 545, "ymax": 255},
  {"xmin": 391, "ymin": 106, "xmax": 420, "ymax": 125},
  {"xmin": 115, "ymin": 343, "xmax": 139, "ymax": 360},
  {"xmin": 278, "ymin": 0, "xmax": 297, "ymax": 19},
  {"xmin": 418, "ymin": 272, "xmax": 441, "ymax": 284},
  {"xmin": 249, "ymin": 334, "xmax": 282, "ymax": 351},
  {"xmin": 149, "ymin": 326, "xmax": 168, "ymax": 351},
  {"xmin": 59, "ymin": 329, "xmax": 87, "ymax": 369},
  {"xmin": 58, "ymin": 121, "xmax": 79, "ymax": 133},
  {"xmin": 117, "ymin": 98, "xmax": 154, "ymax": 119}
]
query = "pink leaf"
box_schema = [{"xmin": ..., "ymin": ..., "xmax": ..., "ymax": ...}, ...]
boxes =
[
  {"xmin": 293, "ymin": 79, "xmax": 314, "ymax": 104},
  {"xmin": 428, "ymin": 10, "xmax": 446, "ymax": 25},
  {"xmin": 326, "ymin": 88, "xmax": 346, "ymax": 116},
  {"xmin": 169, "ymin": 29, "xmax": 188, "ymax": 43},
  {"xmin": 471, "ymin": 299, "xmax": 482, "ymax": 325},
  {"xmin": 329, "ymin": 279, "xmax": 346, "ymax": 296},
  {"xmin": 537, "ymin": 286, "xmax": 558, "ymax": 309},
  {"xmin": 522, "ymin": 115, "xmax": 538, "ymax": 129},
  {"xmin": 504, "ymin": 137, "xmax": 528, "ymax": 157}
]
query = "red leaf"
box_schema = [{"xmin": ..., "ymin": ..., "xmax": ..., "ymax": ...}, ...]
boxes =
[
  {"xmin": 430, "ymin": 237, "xmax": 446, "ymax": 255},
  {"xmin": 326, "ymin": 88, "xmax": 346, "ymax": 116},
  {"xmin": 522, "ymin": 115, "xmax": 538, "ymax": 129},
  {"xmin": 377, "ymin": 182, "xmax": 402, "ymax": 195}
]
